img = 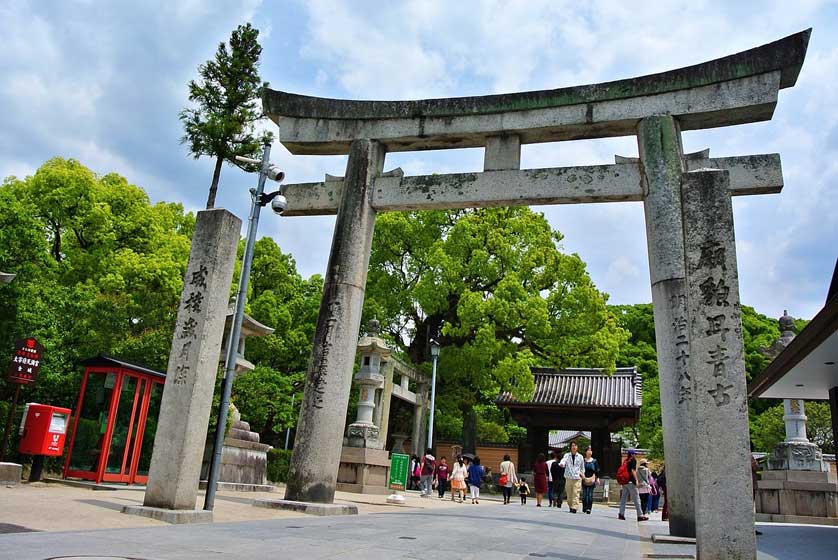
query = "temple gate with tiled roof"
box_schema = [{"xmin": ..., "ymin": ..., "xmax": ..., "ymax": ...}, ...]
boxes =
[
  {"xmin": 264, "ymin": 30, "xmax": 811, "ymax": 553},
  {"xmin": 498, "ymin": 367, "xmax": 641, "ymax": 475}
]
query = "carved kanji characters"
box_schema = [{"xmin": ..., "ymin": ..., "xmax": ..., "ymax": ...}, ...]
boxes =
[
  {"xmin": 700, "ymin": 277, "xmax": 730, "ymax": 307},
  {"xmin": 708, "ymin": 382, "xmax": 734, "ymax": 407},
  {"xmin": 179, "ymin": 317, "xmax": 198, "ymax": 340},
  {"xmin": 190, "ymin": 264, "xmax": 209, "ymax": 289},
  {"xmin": 184, "ymin": 291, "xmax": 204, "ymax": 313},
  {"xmin": 706, "ymin": 344, "xmax": 730, "ymax": 377},
  {"xmin": 705, "ymin": 314, "xmax": 730, "ymax": 341},
  {"xmin": 697, "ymin": 240, "xmax": 726, "ymax": 271}
]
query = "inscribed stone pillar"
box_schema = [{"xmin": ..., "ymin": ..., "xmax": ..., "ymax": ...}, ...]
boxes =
[
  {"xmin": 681, "ymin": 169, "xmax": 756, "ymax": 559},
  {"xmin": 285, "ymin": 139, "xmax": 385, "ymax": 504},
  {"xmin": 144, "ymin": 209, "xmax": 241, "ymax": 510},
  {"xmin": 637, "ymin": 115, "xmax": 695, "ymax": 537}
]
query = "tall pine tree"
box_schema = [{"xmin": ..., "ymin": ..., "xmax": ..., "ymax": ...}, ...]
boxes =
[{"xmin": 180, "ymin": 23, "xmax": 272, "ymax": 208}]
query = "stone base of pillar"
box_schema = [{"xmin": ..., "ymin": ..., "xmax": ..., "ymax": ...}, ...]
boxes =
[
  {"xmin": 336, "ymin": 446, "xmax": 391, "ymax": 495},
  {"xmin": 201, "ymin": 414, "xmax": 272, "ymax": 486},
  {"xmin": 122, "ymin": 505, "xmax": 212, "ymax": 524},
  {"xmin": 757, "ymin": 470, "xmax": 838, "ymax": 520},
  {"xmin": 767, "ymin": 441, "xmax": 828, "ymax": 472}
]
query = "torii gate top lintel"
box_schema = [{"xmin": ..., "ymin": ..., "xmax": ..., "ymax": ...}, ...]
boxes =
[{"xmin": 265, "ymin": 29, "xmax": 810, "ymax": 156}]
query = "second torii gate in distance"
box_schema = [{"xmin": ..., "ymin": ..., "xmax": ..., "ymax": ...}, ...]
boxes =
[{"xmin": 264, "ymin": 30, "xmax": 810, "ymax": 553}]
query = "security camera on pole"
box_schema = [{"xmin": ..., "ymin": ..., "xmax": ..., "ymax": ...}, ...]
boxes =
[{"xmin": 203, "ymin": 141, "xmax": 286, "ymax": 511}]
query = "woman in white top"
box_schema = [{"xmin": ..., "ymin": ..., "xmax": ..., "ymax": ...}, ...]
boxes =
[
  {"xmin": 449, "ymin": 456, "xmax": 468, "ymax": 503},
  {"xmin": 499, "ymin": 454, "xmax": 519, "ymax": 505}
]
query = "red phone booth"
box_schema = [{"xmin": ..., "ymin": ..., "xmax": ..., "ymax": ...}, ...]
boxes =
[
  {"xmin": 63, "ymin": 356, "xmax": 165, "ymax": 485},
  {"xmin": 19, "ymin": 403, "xmax": 72, "ymax": 456}
]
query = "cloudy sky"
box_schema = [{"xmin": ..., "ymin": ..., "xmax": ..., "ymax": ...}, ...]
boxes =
[{"xmin": 1, "ymin": 0, "xmax": 836, "ymax": 320}]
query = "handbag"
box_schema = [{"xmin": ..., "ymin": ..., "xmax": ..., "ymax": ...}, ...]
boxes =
[
  {"xmin": 583, "ymin": 475, "xmax": 595, "ymax": 486},
  {"xmin": 499, "ymin": 474, "xmax": 509, "ymax": 486}
]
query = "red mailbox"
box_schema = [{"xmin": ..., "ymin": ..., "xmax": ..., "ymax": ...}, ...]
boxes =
[{"xmin": 18, "ymin": 403, "xmax": 72, "ymax": 456}]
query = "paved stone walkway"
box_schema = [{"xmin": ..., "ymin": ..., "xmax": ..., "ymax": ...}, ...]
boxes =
[{"xmin": 0, "ymin": 499, "xmax": 836, "ymax": 559}]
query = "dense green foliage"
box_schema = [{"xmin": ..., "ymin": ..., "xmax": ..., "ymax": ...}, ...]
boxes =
[
  {"xmin": 0, "ymin": 158, "xmax": 317, "ymax": 457},
  {"xmin": 611, "ymin": 302, "xmax": 831, "ymax": 457},
  {"xmin": 364, "ymin": 208, "xmax": 628, "ymax": 449},
  {"xmin": 266, "ymin": 448, "xmax": 293, "ymax": 483},
  {"xmin": 180, "ymin": 23, "xmax": 272, "ymax": 208}
]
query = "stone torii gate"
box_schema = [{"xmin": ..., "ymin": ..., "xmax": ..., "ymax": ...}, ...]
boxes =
[{"xmin": 265, "ymin": 30, "xmax": 810, "ymax": 554}]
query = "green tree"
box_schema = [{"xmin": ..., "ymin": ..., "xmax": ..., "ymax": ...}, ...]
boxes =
[
  {"xmin": 365, "ymin": 208, "xmax": 627, "ymax": 451},
  {"xmin": 180, "ymin": 23, "xmax": 272, "ymax": 209},
  {"xmin": 0, "ymin": 159, "xmax": 194, "ymax": 420}
]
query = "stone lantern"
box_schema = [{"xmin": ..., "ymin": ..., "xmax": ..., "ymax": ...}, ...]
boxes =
[
  {"xmin": 761, "ymin": 311, "xmax": 827, "ymax": 472},
  {"xmin": 345, "ymin": 319, "xmax": 390, "ymax": 449}
]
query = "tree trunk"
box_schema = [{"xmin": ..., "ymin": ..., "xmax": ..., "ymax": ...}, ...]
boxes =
[
  {"xmin": 206, "ymin": 155, "xmax": 224, "ymax": 209},
  {"xmin": 462, "ymin": 407, "xmax": 477, "ymax": 454}
]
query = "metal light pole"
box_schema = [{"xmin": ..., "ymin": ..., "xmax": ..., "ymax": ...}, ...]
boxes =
[
  {"xmin": 427, "ymin": 340, "xmax": 440, "ymax": 449},
  {"xmin": 203, "ymin": 144, "xmax": 286, "ymax": 511}
]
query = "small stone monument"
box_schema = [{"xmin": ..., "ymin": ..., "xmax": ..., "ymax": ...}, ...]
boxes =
[
  {"xmin": 761, "ymin": 311, "xmax": 827, "ymax": 472},
  {"xmin": 124, "ymin": 209, "xmax": 240, "ymax": 524},
  {"xmin": 755, "ymin": 311, "xmax": 837, "ymax": 522},
  {"xmin": 336, "ymin": 319, "xmax": 392, "ymax": 494}
]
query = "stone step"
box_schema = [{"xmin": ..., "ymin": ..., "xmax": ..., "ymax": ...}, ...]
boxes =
[{"xmin": 228, "ymin": 427, "xmax": 261, "ymax": 443}]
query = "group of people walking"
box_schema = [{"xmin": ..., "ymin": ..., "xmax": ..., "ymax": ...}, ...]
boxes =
[
  {"xmin": 617, "ymin": 449, "xmax": 665, "ymax": 521},
  {"xmin": 531, "ymin": 441, "xmax": 600, "ymax": 513},
  {"xmin": 408, "ymin": 442, "xmax": 664, "ymax": 521},
  {"xmin": 409, "ymin": 449, "xmax": 486, "ymax": 504}
]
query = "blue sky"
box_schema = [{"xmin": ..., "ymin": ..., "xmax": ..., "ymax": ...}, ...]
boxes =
[{"xmin": 1, "ymin": 0, "xmax": 836, "ymax": 321}]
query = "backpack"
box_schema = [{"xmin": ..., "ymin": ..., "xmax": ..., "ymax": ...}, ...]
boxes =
[{"xmin": 616, "ymin": 460, "xmax": 630, "ymax": 485}]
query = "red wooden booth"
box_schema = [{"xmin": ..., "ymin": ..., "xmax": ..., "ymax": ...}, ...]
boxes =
[{"xmin": 63, "ymin": 356, "xmax": 165, "ymax": 484}]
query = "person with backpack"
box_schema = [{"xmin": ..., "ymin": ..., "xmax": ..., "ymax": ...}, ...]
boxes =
[
  {"xmin": 467, "ymin": 455, "xmax": 484, "ymax": 504},
  {"xmin": 617, "ymin": 449, "xmax": 647, "ymax": 521},
  {"xmin": 559, "ymin": 440, "xmax": 585, "ymax": 513},
  {"xmin": 550, "ymin": 452, "xmax": 565, "ymax": 507},
  {"xmin": 419, "ymin": 448, "xmax": 436, "ymax": 497}
]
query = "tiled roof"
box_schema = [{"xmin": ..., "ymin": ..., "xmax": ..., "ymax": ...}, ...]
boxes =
[
  {"xmin": 497, "ymin": 367, "xmax": 642, "ymax": 409},
  {"xmin": 549, "ymin": 430, "xmax": 591, "ymax": 446}
]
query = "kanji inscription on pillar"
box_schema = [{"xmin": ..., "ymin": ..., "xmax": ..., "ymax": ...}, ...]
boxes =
[{"xmin": 681, "ymin": 169, "xmax": 755, "ymax": 558}]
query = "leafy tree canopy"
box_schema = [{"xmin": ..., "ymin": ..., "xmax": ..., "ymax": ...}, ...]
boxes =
[
  {"xmin": 364, "ymin": 207, "xmax": 628, "ymax": 449},
  {"xmin": 180, "ymin": 23, "xmax": 272, "ymax": 208}
]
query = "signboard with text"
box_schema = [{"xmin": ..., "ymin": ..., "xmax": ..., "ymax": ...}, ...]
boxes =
[
  {"xmin": 388, "ymin": 452, "xmax": 410, "ymax": 491},
  {"xmin": 7, "ymin": 338, "xmax": 44, "ymax": 385}
]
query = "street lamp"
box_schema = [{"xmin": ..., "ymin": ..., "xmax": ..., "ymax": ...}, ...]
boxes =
[
  {"xmin": 0, "ymin": 272, "xmax": 16, "ymax": 284},
  {"xmin": 427, "ymin": 340, "xmax": 440, "ymax": 449},
  {"xmin": 204, "ymin": 143, "xmax": 286, "ymax": 511}
]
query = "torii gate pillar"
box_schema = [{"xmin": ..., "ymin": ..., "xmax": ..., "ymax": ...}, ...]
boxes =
[
  {"xmin": 284, "ymin": 139, "xmax": 384, "ymax": 503},
  {"xmin": 638, "ymin": 115, "xmax": 696, "ymax": 536}
]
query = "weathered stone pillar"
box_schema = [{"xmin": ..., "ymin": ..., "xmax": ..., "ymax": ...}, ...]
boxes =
[
  {"xmin": 285, "ymin": 139, "xmax": 385, "ymax": 503},
  {"xmin": 637, "ymin": 115, "xmax": 695, "ymax": 537},
  {"xmin": 144, "ymin": 209, "xmax": 241, "ymax": 510},
  {"xmin": 377, "ymin": 360, "xmax": 394, "ymax": 446},
  {"xmin": 682, "ymin": 169, "xmax": 755, "ymax": 559}
]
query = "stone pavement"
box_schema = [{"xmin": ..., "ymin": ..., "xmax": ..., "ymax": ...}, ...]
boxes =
[{"xmin": 2, "ymin": 494, "xmax": 836, "ymax": 560}]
